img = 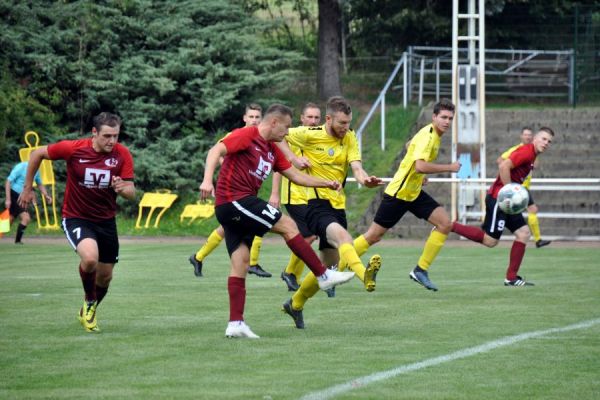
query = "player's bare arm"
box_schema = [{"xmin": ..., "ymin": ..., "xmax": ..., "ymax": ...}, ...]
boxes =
[
  {"xmin": 4, "ymin": 179, "xmax": 11, "ymax": 209},
  {"xmin": 199, "ymin": 142, "xmax": 227, "ymax": 200},
  {"xmin": 415, "ymin": 159, "xmax": 461, "ymax": 174},
  {"xmin": 276, "ymin": 140, "xmax": 311, "ymax": 169},
  {"xmin": 281, "ymin": 167, "xmax": 340, "ymax": 191},
  {"xmin": 350, "ymin": 160, "xmax": 383, "ymax": 188},
  {"xmin": 498, "ymin": 158, "xmax": 514, "ymax": 185},
  {"xmin": 17, "ymin": 146, "xmax": 49, "ymax": 208},
  {"xmin": 269, "ymin": 172, "xmax": 282, "ymax": 208}
]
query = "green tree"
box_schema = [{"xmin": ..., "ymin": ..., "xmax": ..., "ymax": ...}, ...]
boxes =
[{"xmin": 0, "ymin": 0, "xmax": 302, "ymax": 193}]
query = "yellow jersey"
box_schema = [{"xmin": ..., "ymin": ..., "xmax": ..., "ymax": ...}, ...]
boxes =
[
  {"xmin": 285, "ymin": 125, "xmax": 361, "ymax": 209},
  {"xmin": 501, "ymin": 144, "xmax": 532, "ymax": 188},
  {"xmin": 280, "ymin": 126, "xmax": 309, "ymax": 205},
  {"xmin": 384, "ymin": 124, "xmax": 441, "ymax": 201}
]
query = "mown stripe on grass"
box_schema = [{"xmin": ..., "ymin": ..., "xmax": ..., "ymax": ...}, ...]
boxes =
[{"xmin": 299, "ymin": 318, "xmax": 600, "ymax": 400}]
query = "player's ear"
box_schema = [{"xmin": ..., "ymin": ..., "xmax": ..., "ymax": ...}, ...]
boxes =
[{"xmin": 91, "ymin": 127, "xmax": 98, "ymax": 136}]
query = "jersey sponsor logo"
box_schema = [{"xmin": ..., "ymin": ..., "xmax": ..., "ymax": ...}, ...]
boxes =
[
  {"xmin": 83, "ymin": 168, "xmax": 111, "ymax": 188},
  {"xmin": 104, "ymin": 158, "xmax": 119, "ymax": 167},
  {"xmin": 250, "ymin": 156, "xmax": 272, "ymax": 181},
  {"xmin": 78, "ymin": 159, "xmax": 91, "ymax": 163}
]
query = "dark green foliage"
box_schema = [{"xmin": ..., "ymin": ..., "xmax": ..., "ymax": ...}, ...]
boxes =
[{"xmin": 0, "ymin": 0, "xmax": 302, "ymax": 195}]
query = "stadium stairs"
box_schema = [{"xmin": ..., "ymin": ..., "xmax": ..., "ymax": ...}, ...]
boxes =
[{"xmin": 355, "ymin": 105, "xmax": 600, "ymax": 240}]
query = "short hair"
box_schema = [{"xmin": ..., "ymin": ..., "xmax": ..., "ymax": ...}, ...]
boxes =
[
  {"xmin": 245, "ymin": 103, "xmax": 262, "ymax": 113},
  {"xmin": 433, "ymin": 99, "xmax": 455, "ymax": 115},
  {"xmin": 538, "ymin": 126, "xmax": 555, "ymax": 136},
  {"xmin": 521, "ymin": 126, "xmax": 533, "ymax": 133},
  {"xmin": 264, "ymin": 103, "xmax": 293, "ymax": 119},
  {"xmin": 93, "ymin": 112, "xmax": 121, "ymax": 131},
  {"xmin": 326, "ymin": 96, "xmax": 351, "ymax": 116},
  {"xmin": 301, "ymin": 102, "xmax": 320, "ymax": 115}
]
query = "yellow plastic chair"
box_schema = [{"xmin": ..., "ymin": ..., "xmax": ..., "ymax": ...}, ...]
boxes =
[
  {"xmin": 18, "ymin": 131, "xmax": 59, "ymax": 230},
  {"xmin": 180, "ymin": 200, "xmax": 215, "ymax": 225},
  {"xmin": 135, "ymin": 189, "xmax": 178, "ymax": 229}
]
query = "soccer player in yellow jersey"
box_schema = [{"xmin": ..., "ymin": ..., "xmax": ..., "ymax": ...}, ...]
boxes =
[
  {"xmin": 271, "ymin": 103, "xmax": 321, "ymax": 292},
  {"xmin": 189, "ymin": 103, "xmax": 273, "ymax": 278},
  {"xmin": 497, "ymin": 127, "xmax": 551, "ymax": 248},
  {"xmin": 279, "ymin": 96, "xmax": 384, "ymax": 329},
  {"xmin": 352, "ymin": 99, "xmax": 461, "ymax": 292}
]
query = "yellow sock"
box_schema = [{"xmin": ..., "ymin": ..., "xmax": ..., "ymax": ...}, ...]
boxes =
[
  {"xmin": 195, "ymin": 229, "xmax": 223, "ymax": 261},
  {"xmin": 337, "ymin": 235, "xmax": 370, "ymax": 271},
  {"xmin": 285, "ymin": 253, "xmax": 305, "ymax": 278},
  {"xmin": 528, "ymin": 213, "xmax": 541, "ymax": 242},
  {"xmin": 353, "ymin": 235, "xmax": 370, "ymax": 257},
  {"xmin": 291, "ymin": 272, "xmax": 319, "ymax": 310},
  {"xmin": 250, "ymin": 236, "xmax": 262, "ymax": 265},
  {"xmin": 339, "ymin": 243, "xmax": 365, "ymax": 281},
  {"xmin": 417, "ymin": 230, "xmax": 448, "ymax": 271}
]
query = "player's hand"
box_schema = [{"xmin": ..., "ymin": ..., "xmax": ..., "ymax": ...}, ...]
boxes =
[
  {"xmin": 111, "ymin": 176, "xmax": 127, "ymax": 194},
  {"xmin": 43, "ymin": 193, "xmax": 53, "ymax": 205},
  {"xmin": 268, "ymin": 193, "xmax": 280, "ymax": 209},
  {"xmin": 450, "ymin": 161, "xmax": 462, "ymax": 173},
  {"xmin": 199, "ymin": 181, "xmax": 214, "ymax": 201},
  {"xmin": 422, "ymin": 177, "xmax": 429, "ymax": 186},
  {"xmin": 17, "ymin": 187, "xmax": 35, "ymax": 208},
  {"xmin": 326, "ymin": 180, "xmax": 341, "ymax": 191},
  {"xmin": 292, "ymin": 156, "xmax": 311, "ymax": 170},
  {"xmin": 363, "ymin": 176, "xmax": 384, "ymax": 188}
]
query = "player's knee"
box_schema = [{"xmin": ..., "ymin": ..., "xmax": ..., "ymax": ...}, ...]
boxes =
[
  {"xmin": 20, "ymin": 212, "xmax": 31, "ymax": 225},
  {"xmin": 482, "ymin": 236, "xmax": 498, "ymax": 248},
  {"xmin": 527, "ymin": 204, "xmax": 538, "ymax": 213},
  {"xmin": 515, "ymin": 228, "xmax": 530, "ymax": 242},
  {"xmin": 80, "ymin": 258, "xmax": 98, "ymax": 270},
  {"xmin": 435, "ymin": 220, "xmax": 452, "ymax": 234}
]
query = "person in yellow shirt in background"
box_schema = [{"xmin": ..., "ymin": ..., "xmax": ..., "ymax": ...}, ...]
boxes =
[
  {"xmin": 352, "ymin": 99, "xmax": 461, "ymax": 292},
  {"xmin": 278, "ymin": 96, "xmax": 384, "ymax": 329},
  {"xmin": 270, "ymin": 102, "xmax": 322, "ymax": 293},
  {"xmin": 497, "ymin": 127, "xmax": 551, "ymax": 248},
  {"xmin": 189, "ymin": 103, "xmax": 273, "ymax": 278}
]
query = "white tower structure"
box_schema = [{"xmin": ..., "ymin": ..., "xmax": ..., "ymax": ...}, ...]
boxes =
[{"xmin": 451, "ymin": 0, "xmax": 486, "ymax": 221}]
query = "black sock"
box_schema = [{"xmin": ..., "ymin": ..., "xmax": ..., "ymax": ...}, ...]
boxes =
[{"xmin": 15, "ymin": 224, "xmax": 27, "ymax": 243}]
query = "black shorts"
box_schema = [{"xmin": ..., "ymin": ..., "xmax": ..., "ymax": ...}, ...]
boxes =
[
  {"xmin": 481, "ymin": 194, "xmax": 527, "ymax": 240},
  {"xmin": 527, "ymin": 189, "xmax": 534, "ymax": 207},
  {"xmin": 305, "ymin": 199, "xmax": 347, "ymax": 250},
  {"xmin": 374, "ymin": 192, "xmax": 440, "ymax": 229},
  {"xmin": 9, "ymin": 189, "xmax": 28, "ymax": 218},
  {"xmin": 285, "ymin": 204, "xmax": 313, "ymax": 238},
  {"xmin": 215, "ymin": 196, "xmax": 282, "ymax": 256},
  {"xmin": 61, "ymin": 217, "xmax": 120, "ymax": 264}
]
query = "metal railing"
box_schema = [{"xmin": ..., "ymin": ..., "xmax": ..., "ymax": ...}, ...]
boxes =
[
  {"xmin": 347, "ymin": 177, "xmax": 600, "ymax": 234},
  {"xmin": 356, "ymin": 46, "xmax": 575, "ymax": 152}
]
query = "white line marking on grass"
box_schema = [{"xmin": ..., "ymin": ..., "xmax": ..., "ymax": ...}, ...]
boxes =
[{"xmin": 299, "ymin": 318, "xmax": 600, "ymax": 400}]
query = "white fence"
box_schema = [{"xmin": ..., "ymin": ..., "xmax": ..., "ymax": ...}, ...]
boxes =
[{"xmin": 347, "ymin": 177, "xmax": 600, "ymax": 240}]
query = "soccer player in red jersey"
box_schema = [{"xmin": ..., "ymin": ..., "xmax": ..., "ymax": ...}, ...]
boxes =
[
  {"xmin": 199, "ymin": 103, "xmax": 355, "ymax": 338},
  {"xmin": 18, "ymin": 112, "xmax": 135, "ymax": 332},
  {"xmin": 451, "ymin": 127, "xmax": 554, "ymax": 286}
]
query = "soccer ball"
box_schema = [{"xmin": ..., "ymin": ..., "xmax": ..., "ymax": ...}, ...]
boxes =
[{"xmin": 497, "ymin": 183, "xmax": 529, "ymax": 215}]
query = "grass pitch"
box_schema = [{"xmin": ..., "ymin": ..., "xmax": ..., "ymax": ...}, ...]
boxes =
[{"xmin": 1, "ymin": 239, "xmax": 599, "ymax": 399}]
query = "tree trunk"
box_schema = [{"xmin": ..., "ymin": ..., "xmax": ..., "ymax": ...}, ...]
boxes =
[{"xmin": 317, "ymin": 0, "xmax": 342, "ymax": 100}]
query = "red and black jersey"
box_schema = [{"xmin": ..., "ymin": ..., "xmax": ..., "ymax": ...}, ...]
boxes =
[
  {"xmin": 47, "ymin": 138, "xmax": 134, "ymax": 221},
  {"xmin": 488, "ymin": 143, "xmax": 536, "ymax": 198},
  {"xmin": 216, "ymin": 126, "xmax": 291, "ymax": 206}
]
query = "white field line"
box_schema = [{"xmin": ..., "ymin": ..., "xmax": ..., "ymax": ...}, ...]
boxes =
[{"xmin": 299, "ymin": 318, "xmax": 600, "ymax": 400}]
